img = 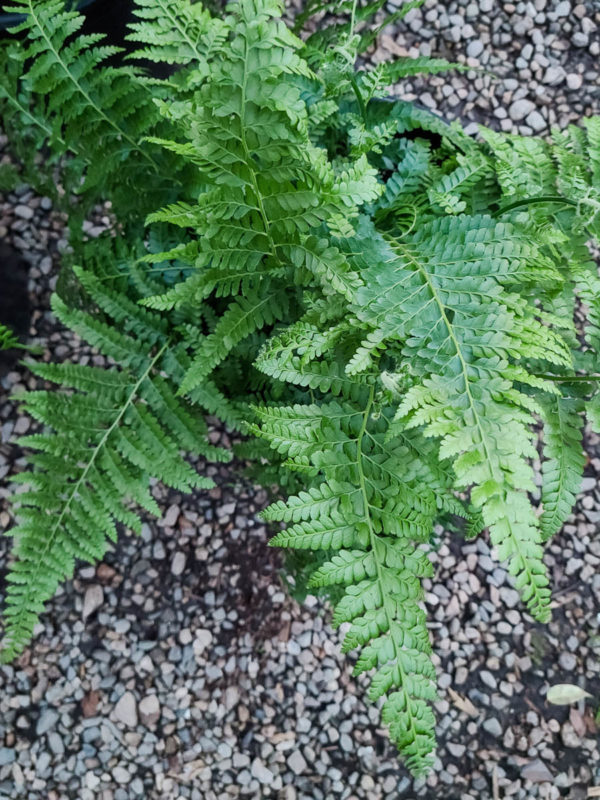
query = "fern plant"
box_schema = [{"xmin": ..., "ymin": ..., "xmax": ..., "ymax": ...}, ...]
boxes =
[{"xmin": 1, "ymin": 0, "xmax": 599, "ymax": 776}]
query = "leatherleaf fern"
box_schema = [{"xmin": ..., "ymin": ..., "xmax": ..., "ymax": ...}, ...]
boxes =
[{"xmin": 1, "ymin": 0, "xmax": 599, "ymax": 777}]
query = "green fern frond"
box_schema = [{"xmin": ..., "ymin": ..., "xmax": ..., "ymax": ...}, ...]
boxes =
[
  {"xmin": 1, "ymin": 0, "xmax": 173, "ymax": 219},
  {"xmin": 258, "ymin": 388, "xmax": 437, "ymax": 775},
  {"xmin": 2, "ymin": 272, "xmax": 229, "ymax": 661},
  {"xmin": 126, "ymin": 0, "xmax": 227, "ymax": 67},
  {"xmin": 0, "ymin": 322, "xmax": 22, "ymax": 351},
  {"xmin": 539, "ymin": 395, "xmax": 585, "ymax": 541},
  {"xmin": 350, "ymin": 217, "xmax": 565, "ymax": 620}
]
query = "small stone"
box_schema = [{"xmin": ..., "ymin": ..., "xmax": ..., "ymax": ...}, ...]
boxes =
[
  {"xmin": 179, "ymin": 628, "xmax": 193, "ymax": 645},
  {"xmin": 171, "ymin": 552, "xmax": 186, "ymax": 576},
  {"xmin": 113, "ymin": 692, "xmax": 138, "ymax": 728},
  {"xmin": 162, "ymin": 504, "xmax": 180, "ymax": 527},
  {"xmin": 525, "ymin": 110, "xmax": 547, "ymax": 132},
  {"xmin": 500, "ymin": 588, "xmax": 520, "ymax": 608},
  {"xmin": 483, "ymin": 718, "xmax": 503, "ymax": 737},
  {"xmin": 139, "ymin": 695, "xmax": 160, "ymax": 726},
  {"xmin": 521, "ymin": 759, "xmax": 553, "ymax": 782},
  {"xmin": 480, "ymin": 671, "xmax": 497, "ymax": 690},
  {"xmin": 573, "ymin": 31, "xmax": 589, "ymax": 46},
  {"xmin": 509, "ymin": 99, "xmax": 535, "ymax": 121},
  {"xmin": 447, "ymin": 742, "xmax": 466, "ymax": 757},
  {"xmin": 14, "ymin": 204, "xmax": 34, "ymax": 220},
  {"xmin": 0, "ymin": 749, "xmax": 15, "ymax": 766},
  {"xmin": 36, "ymin": 709, "xmax": 59, "ymax": 736},
  {"xmin": 193, "ymin": 629, "xmax": 213, "ymax": 656},
  {"xmin": 112, "ymin": 766, "xmax": 131, "ymax": 785},
  {"xmin": 561, "ymin": 721, "xmax": 581, "ymax": 748},
  {"xmin": 47, "ymin": 732, "xmax": 64, "ymax": 756},
  {"xmin": 153, "ymin": 541, "xmax": 166, "ymax": 560},
  {"xmin": 467, "ymin": 40, "xmax": 484, "ymax": 58},
  {"xmin": 224, "ymin": 686, "xmax": 240, "ymax": 710},
  {"xmin": 84, "ymin": 772, "xmax": 101, "ymax": 790},
  {"xmin": 558, "ymin": 652, "xmax": 577, "ymax": 671},
  {"xmin": 580, "ymin": 477, "xmax": 596, "ymax": 492},
  {"xmin": 82, "ymin": 584, "xmax": 104, "ymax": 621},
  {"xmin": 554, "ymin": 0, "xmax": 571, "ymax": 15},
  {"xmin": 361, "ymin": 775, "xmax": 376, "ymax": 791},
  {"xmin": 251, "ymin": 758, "xmax": 274, "ymax": 784},
  {"xmin": 288, "ymin": 750, "xmax": 307, "ymax": 775},
  {"xmin": 543, "ymin": 66, "xmax": 565, "ymax": 85}
]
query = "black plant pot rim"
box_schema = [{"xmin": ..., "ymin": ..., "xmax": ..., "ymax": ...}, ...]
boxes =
[{"xmin": 0, "ymin": 0, "xmax": 96, "ymax": 29}]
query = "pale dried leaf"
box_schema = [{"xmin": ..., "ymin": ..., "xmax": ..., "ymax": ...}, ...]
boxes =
[
  {"xmin": 570, "ymin": 707, "xmax": 587, "ymax": 738},
  {"xmin": 447, "ymin": 687, "xmax": 478, "ymax": 717},
  {"xmin": 547, "ymin": 684, "xmax": 592, "ymax": 705}
]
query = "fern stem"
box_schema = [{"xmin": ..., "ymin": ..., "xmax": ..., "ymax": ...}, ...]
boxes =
[
  {"xmin": 238, "ymin": 31, "xmax": 278, "ymax": 260},
  {"xmin": 493, "ymin": 195, "xmax": 576, "ymax": 217},
  {"xmin": 349, "ymin": 75, "xmax": 368, "ymax": 125},
  {"xmin": 0, "ymin": 88, "xmax": 64, "ymax": 147}
]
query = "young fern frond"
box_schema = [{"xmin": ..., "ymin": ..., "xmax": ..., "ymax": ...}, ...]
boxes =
[{"xmin": 349, "ymin": 217, "xmax": 570, "ymax": 620}]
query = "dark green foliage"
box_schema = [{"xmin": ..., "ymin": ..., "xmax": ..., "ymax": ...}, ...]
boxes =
[
  {"xmin": 0, "ymin": 322, "xmax": 21, "ymax": 351},
  {"xmin": 1, "ymin": 0, "xmax": 599, "ymax": 776}
]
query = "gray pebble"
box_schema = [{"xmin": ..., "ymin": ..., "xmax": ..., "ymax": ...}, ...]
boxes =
[
  {"xmin": 483, "ymin": 718, "xmax": 503, "ymax": 737},
  {"xmin": 14, "ymin": 204, "xmax": 34, "ymax": 220},
  {"xmin": 251, "ymin": 758, "xmax": 274, "ymax": 784},
  {"xmin": 525, "ymin": 110, "xmax": 547, "ymax": 132},
  {"xmin": 36, "ymin": 709, "xmax": 59, "ymax": 736},
  {"xmin": 509, "ymin": 99, "xmax": 536, "ymax": 121}
]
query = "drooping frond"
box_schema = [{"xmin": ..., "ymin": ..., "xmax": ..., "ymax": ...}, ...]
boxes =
[
  {"xmin": 257, "ymin": 389, "xmax": 438, "ymax": 775},
  {"xmin": 3, "ymin": 267, "xmax": 230, "ymax": 661},
  {"xmin": 348, "ymin": 216, "xmax": 571, "ymax": 621}
]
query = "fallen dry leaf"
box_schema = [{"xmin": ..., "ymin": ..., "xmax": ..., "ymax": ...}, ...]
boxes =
[
  {"xmin": 447, "ymin": 687, "xmax": 478, "ymax": 717},
  {"xmin": 81, "ymin": 690, "xmax": 100, "ymax": 718},
  {"xmin": 570, "ymin": 707, "xmax": 587, "ymax": 738},
  {"xmin": 547, "ymin": 683, "xmax": 592, "ymax": 705}
]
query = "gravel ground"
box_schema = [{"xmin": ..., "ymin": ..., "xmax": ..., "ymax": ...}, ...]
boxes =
[{"xmin": 1, "ymin": 2, "xmax": 600, "ymax": 799}]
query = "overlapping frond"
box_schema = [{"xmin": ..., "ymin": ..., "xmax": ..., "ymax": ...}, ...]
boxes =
[
  {"xmin": 0, "ymin": 0, "xmax": 174, "ymax": 219},
  {"xmin": 347, "ymin": 216, "xmax": 572, "ymax": 620}
]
